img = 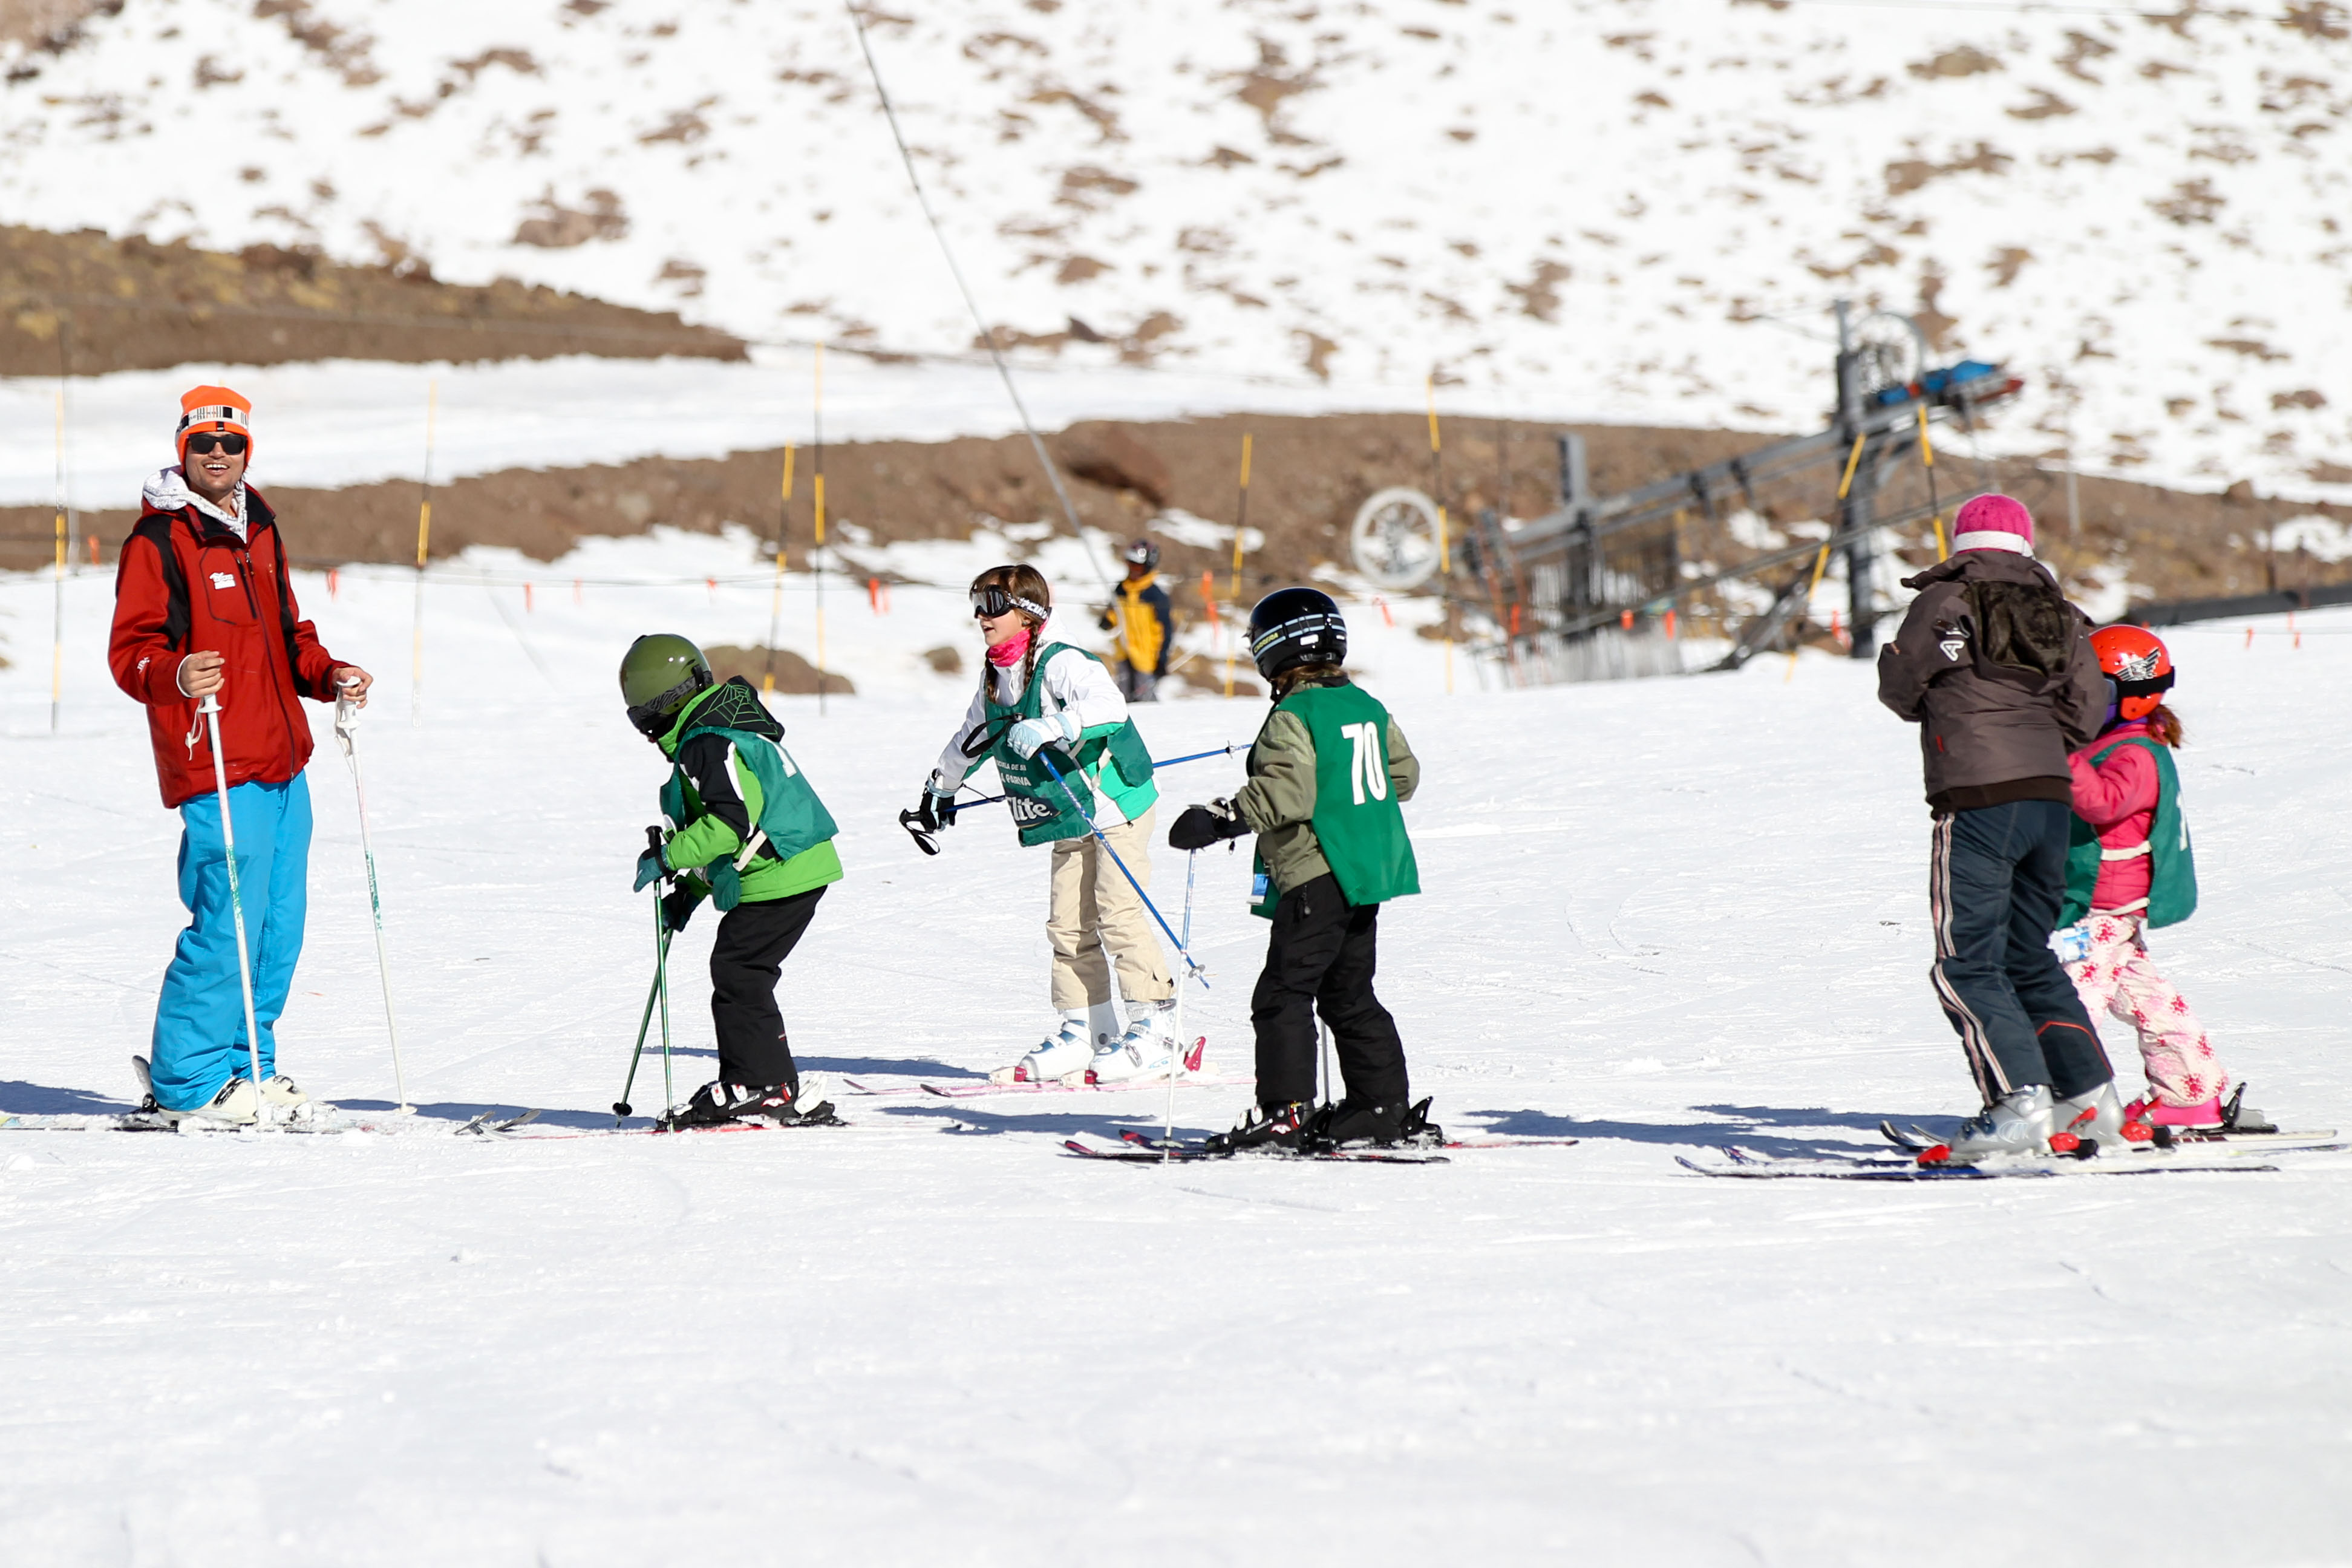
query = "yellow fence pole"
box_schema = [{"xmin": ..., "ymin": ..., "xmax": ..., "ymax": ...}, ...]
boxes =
[
  {"xmin": 1224, "ymin": 431, "xmax": 1252, "ymax": 696},
  {"xmin": 1917, "ymin": 403, "xmax": 1948, "ymax": 561},
  {"xmin": 813, "ymin": 343, "xmax": 828, "ymax": 717},
  {"xmin": 410, "ymin": 379, "xmax": 437, "ymax": 727},
  {"xmin": 1426, "ymin": 378, "xmax": 1452, "ymax": 695},
  {"xmin": 763, "ymin": 444, "xmax": 796, "ymax": 696}
]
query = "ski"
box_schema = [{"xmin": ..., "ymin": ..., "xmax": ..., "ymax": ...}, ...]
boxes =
[
  {"xmin": 916, "ymin": 1073, "xmax": 1253, "ymax": 1100},
  {"xmin": 1680, "ymin": 1145, "xmax": 2281, "ymax": 1181},
  {"xmin": 1063, "ymin": 1132, "xmax": 1448, "ymax": 1165},
  {"xmin": 1877, "ymin": 1119, "xmax": 2341, "ymax": 1156}
]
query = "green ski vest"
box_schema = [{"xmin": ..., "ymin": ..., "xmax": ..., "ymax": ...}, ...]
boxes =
[
  {"xmin": 2059, "ymin": 736, "xmax": 2197, "ymax": 928},
  {"xmin": 981, "ymin": 643, "xmax": 1157, "ymax": 847},
  {"xmin": 1250, "ymin": 682, "xmax": 1419, "ymax": 918},
  {"xmin": 660, "ymin": 679, "xmax": 842, "ymax": 910}
]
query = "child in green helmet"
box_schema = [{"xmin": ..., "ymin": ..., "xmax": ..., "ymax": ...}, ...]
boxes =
[{"xmin": 621, "ymin": 634, "xmax": 844, "ymax": 1129}]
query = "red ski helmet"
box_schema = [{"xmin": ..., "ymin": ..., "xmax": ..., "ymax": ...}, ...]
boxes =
[{"xmin": 2090, "ymin": 625, "xmax": 2174, "ymax": 722}]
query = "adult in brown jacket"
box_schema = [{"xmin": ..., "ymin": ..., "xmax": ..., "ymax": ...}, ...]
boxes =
[{"xmin": 1876, "ymin": 493, "xmax": 2126, "ymax": 1158}]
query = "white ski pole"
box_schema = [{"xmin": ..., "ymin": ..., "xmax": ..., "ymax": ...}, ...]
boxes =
[
  {"xmin": 1163, "ymin": 849, "xmax": 1198, "ymax": 1161},
  {"xmin": 334, "ymin": 685, "xmax": 411, "ymax": 1112},
  {"xmin": 199, "ymin": 692, "xmax": 270, "ymax": 1126}
]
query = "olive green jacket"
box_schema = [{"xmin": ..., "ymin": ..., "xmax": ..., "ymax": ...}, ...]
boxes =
[{"xmin": 1232, "ymin": 699, "xmax": 1419, "ymax": 895}]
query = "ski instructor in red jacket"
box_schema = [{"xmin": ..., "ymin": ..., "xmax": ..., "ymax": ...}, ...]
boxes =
[{"xmin": 107, "ymin": 386, "xmax": 373, "ymax": 1125}]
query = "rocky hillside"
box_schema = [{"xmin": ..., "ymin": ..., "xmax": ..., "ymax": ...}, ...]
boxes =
[{"xmin": 3, "ymin": 0, "xmax": 2347, "ymax": 505}]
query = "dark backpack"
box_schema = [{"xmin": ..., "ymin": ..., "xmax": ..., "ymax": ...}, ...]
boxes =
[{"xmin": 1965, "ymin": 579, "xmax": 2076, "ymax": 689}]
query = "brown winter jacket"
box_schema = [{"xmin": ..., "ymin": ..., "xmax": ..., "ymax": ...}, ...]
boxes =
[{"xmin": 1875, "ymin": 549, "xmax": 2107, "ymax": 812}]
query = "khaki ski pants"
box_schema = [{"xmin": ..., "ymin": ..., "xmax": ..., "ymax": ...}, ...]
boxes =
[{"xmin": 1047, "ymin": 805, "xmax": 1173, "ymax": 1011}]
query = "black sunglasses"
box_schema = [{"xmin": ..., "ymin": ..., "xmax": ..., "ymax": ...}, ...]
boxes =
[{"xmin": 186, "ymin": 433, "xmax": 248, "ymax": 456}]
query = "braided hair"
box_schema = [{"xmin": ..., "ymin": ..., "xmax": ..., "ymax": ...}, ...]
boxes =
[{"xmin": 970, "ymin": 562, "xmax": 1054, "ymax": 705}]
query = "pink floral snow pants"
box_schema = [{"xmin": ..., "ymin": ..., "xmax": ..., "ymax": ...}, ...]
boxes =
[{"xmin": 2061, "ymin": 913, "xmax": 2230, "ymax": 1108}]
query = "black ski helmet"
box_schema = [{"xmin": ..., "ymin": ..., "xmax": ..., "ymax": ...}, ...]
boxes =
[
  {"xmin": 620, "ymin": 633, "xmax": 714, "ymax": 739},
  {"xmin": 1247, "ymin": 587, "xmax": 1347, "ymax": 681},
  {"xmin": 1123, "ymin": 537, "xmax": 1160, "ymax": 570}
]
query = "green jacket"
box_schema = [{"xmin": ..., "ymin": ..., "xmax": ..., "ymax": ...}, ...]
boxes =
[
  {"xmin": 658, "ymin": 679, "xmax": 843, "ymax": 910},
  {"xmin": 1233, "ymin": 675, "xmax": 1419, "ymax": 898}
]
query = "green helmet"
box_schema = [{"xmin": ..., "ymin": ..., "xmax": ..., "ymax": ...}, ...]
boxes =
[{"xmin": 620, "ymin": 633, "xmax": 713, "ymax": 739}]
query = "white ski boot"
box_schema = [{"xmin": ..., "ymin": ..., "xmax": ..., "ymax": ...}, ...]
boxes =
[
  {"xmin": 2049, "ymin": 1080, "xmax": 2145, "ymax": 1154},
  {"xmin": 997, "ymin": 1012, "xmax": 1093, "ymax": 1085},
  {"xmin": 163, "ymin": 1077, "xmax": 260, "ymax": 1129},
  {"xmin": 1935, "ymin": 1085, "xmax": 2056, "ymax": 1163},
  {"xmin": 1086, "ymin": 1000, "xmax": 1177, "ymax": 1086}
]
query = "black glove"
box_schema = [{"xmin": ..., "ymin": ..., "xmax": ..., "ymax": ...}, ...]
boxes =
[
  {"xmin": 914, "ymin": 782, "xmax": 958, "ymax": 834},
  {"xmin": 661, "ymin": 887, "xmax": 699, "ymax": 935},
  {"xmin": 1169, "ymin": 799, "xmax": 1250, "ymax": 851}
]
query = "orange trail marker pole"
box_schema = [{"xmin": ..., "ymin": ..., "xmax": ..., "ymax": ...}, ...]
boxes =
[{"xmin": 51, "ymin": 389, "xmax": 68, "ymax": 733}]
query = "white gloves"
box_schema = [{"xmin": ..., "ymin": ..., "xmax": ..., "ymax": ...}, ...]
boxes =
[{"xmin": 1007, "ymin": 711, "xmax": 1080, "ymax": 759}]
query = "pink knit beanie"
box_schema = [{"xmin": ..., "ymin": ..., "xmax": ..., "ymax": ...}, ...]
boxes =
[{"xmin": 1951, "ymin": 493, "xmax": 2034, "ymax": 555}]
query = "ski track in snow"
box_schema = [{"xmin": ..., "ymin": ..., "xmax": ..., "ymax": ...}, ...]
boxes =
[{"xmin": 1, "ymin": 535, "xmax": 2348, "ymax": 1562}]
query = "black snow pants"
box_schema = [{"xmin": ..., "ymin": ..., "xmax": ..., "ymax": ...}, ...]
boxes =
[
  {"xmin": 1250, "ymin": 874, "xmax": 1408, "ymax": 1110},
  {"xmin": 709, "ymin": 886, "xmax": 825, "ymax": 1091},
  {"xmin": 1927, "ymin": 800, "xmax": 2109, "ymax": 1104}
]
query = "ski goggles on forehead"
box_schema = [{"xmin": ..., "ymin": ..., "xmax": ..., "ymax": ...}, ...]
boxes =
[
  {"xmin": 970, "ymin": 585, "xmax": 1047, "ymax": 620},
  {"xmin": 184, "ymin": 433, "xmax": 248, "ymax": 456}
]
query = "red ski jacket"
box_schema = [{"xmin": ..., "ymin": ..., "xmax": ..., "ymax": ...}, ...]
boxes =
[{"xmin": 108, "ymin": 487, "xmax": 345, "ymax": 808}]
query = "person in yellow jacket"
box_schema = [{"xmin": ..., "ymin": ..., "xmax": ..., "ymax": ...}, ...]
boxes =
[{"xmin": 1097, "ymin": 538, "xmax": 1173, "ymax": 702}]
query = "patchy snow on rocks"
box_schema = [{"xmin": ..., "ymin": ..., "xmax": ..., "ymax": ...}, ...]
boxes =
[{"xmin": 2, "ymin": 0, "xmax": 2348, "ymax": 503}]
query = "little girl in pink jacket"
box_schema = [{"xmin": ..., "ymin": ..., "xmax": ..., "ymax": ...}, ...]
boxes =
[{"xmin": 2057, "ymin": 627, "xmax": 2234, "ymax": 1128}]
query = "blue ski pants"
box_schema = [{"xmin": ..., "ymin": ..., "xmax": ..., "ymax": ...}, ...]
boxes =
[{"xmin": 151, "ymin": 774, "xmax": 312, "ymax": 1110}]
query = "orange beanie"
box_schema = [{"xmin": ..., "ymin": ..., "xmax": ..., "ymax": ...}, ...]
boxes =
[{"xmin": 176, "ymin": 385, "xmax": 253, "ymax": 462}]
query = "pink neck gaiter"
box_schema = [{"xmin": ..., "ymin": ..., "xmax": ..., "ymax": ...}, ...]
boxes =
[{"xmin": 985, "ymin": 627, "xmax": 1032, "ymax": 668}]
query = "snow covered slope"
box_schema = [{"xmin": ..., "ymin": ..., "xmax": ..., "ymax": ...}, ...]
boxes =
[
  {"xmin": 4, "ymin": 0, "xmax": 2349, "ymax": 504},
  {"xmin": 1, "ymin": 542, "xmax": 2348, "ymax": 1561}
]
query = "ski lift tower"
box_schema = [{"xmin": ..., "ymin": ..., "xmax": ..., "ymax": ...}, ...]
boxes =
[{"xmin": 1352, "ymin": 300, "xmax": 2022, "ymax": 685}]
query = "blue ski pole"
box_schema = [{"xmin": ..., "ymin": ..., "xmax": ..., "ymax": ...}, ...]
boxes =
[{"xmin": 1033, "ymin": 751, "xmax": 1207, "ymax": 988}]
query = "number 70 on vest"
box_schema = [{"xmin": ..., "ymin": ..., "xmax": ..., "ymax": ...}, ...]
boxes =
[{"xmin": 1341, "ymin": 722, "xmax": 1390, "ymax": 805}]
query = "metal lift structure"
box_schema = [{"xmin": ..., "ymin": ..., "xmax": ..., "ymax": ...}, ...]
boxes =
[{"xmin": 1353, "ymin": 303, "xmax": 2025, "ymax": 683}]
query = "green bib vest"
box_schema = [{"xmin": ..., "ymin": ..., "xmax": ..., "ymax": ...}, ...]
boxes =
[
  {"xmin": 2059, "ymin": 736, "xmax": 2197, "ymax": 929},
  {"xmin": 661, "ymin": 680, "xmax": 841, "ymax": 910},
  {"xmin": 984, "ymin": 643, "xmax": 1157, "ymax": 847},
  {"xmin": 1250, "ymin": 682, "xmax": 1419, "ymax": 918}
]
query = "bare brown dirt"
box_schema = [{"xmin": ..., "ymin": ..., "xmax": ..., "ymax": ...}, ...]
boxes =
[
  {"xmin": 1, "ymin": 225, "xmax": 743, "ymax": 377},
  {"xmin": 6, "ymin": 413, "xmax": 2345, "ymax": 625}
]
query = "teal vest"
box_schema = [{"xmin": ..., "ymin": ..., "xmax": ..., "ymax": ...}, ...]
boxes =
[
  {"xmin": 2060, "ymin": 736, "xmax": 2196, "ymax": 928},
  {"xmin": 984, "ymin": 644, "xmax": 1157, "ymax": 847},
  {"xmin": 661, "ymin": 679, "xmax": 840, "ymax": 909},
  {"xmin": 1251, "ymin": 682, "xmax": 1419, "ymax": 916}
]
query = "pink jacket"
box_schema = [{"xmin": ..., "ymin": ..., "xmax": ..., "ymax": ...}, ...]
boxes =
[{"xmin": 2067, "ymin": 720, "xmax": 2162, "ymax": 915}]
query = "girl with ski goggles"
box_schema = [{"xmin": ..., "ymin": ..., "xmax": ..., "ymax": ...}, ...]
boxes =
[{"xmin": 970, "ymin": 584, "xmax": 1048, "ymax": 621}]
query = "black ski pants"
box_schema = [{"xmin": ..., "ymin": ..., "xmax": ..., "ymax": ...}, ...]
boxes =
[
  {"xmin": 1250, "ymin": 874, "xmax": 1408, "ymax": 1109},
  {"xmin": 1927, "ymin": 800, "xmax": 2109, "ymax": 1104},
  {"xmin": 710, "ymin": 886, "xmax": 825, "ymax": 1091}
]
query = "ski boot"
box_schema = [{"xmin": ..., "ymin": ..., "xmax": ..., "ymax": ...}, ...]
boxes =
[
  {"xmin": 1205, "ymin": 1100, "xmax": 1312, "ymax": 1155},
  {"xmin": 2049, "ymin": 1080, "xmax": 2148, "ymax": 1154},
  {"xmin": 2123, "ymin": 1091, "xmax": 2224, "ymax": 1129},
  {"xmin": 1925, "ymin": 1085, "xmax": 2056, "ymax": 1165},
  {"xmin": 260, "ymin": 1074, "xmax": 314, "ymax": 1119},
  {"xmin": 161, "ymin": 1077, "xmax": 260, "ymax": 1129},
  {"xmin": 659, "ymin": 1080, "xmax": 830, "ymax": 1131},
  {"xmin": 999, "ymin": 1013, "xmax": 1093, "ymax": 1085},
  {"xmin": 1086, "ymin": 1000, "xmax": 1177, "ymax": 1086},
  {"xmin": 1315, "ymin": 1097, "xmax": 1405, "ymax": 1148}
]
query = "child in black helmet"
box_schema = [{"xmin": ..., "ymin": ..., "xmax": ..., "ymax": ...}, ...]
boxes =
[
  {"xmin": 620, "ymin": 633, "xmax": 845, "ymax": 1129},
  {"xmin": 1098, "ymin": 537, "xmax": 1173, "ymax": 702},
  {"xmin": 1168, "ymin": 587, "xmax": 1433, "ymax": 1151}
]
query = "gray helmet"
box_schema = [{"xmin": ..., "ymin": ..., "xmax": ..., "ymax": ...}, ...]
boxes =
[{"xmin": 620, "ymin": 633, "xmax": 713, "ymax": 738}]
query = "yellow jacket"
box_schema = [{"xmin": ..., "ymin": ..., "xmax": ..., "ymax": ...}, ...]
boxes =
[{"xmin": 1099, "ymin": 577, "xmax": 1174, "ymax": 675}]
